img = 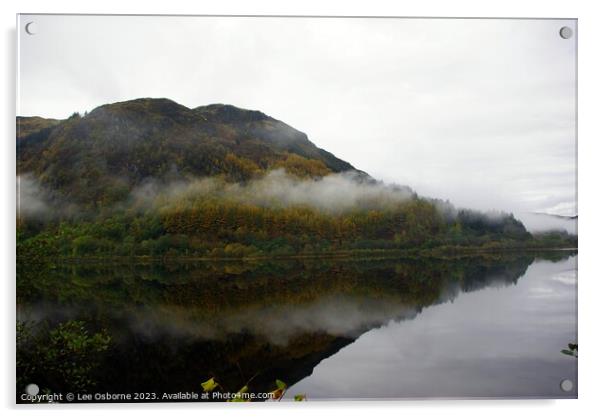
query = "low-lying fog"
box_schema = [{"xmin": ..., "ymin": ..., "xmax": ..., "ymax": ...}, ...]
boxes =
[{"xmin": 18, "ymin": 169, "xmax": 577, "ymax": 234}]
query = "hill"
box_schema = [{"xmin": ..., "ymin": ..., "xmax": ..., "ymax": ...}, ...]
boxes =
[
  {"xmin": 17, "ymin": 98, "xmax": 360, "ymax": 208},
  {"xmin": 16, "ymin": 98, "xmax": 575, "ymax": 260}
]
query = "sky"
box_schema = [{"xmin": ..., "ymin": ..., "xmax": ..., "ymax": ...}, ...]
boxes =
[{"xmin": 17, "ymin": 15, "xmax": 577, "ymax": 232}]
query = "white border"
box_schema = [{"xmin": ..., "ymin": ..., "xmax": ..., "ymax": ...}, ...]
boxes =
[{"xmin": 3, "ymin": 1, "xmax": 601, "ymax": 417}]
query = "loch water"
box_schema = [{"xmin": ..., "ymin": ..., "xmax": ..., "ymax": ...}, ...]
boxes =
[{"xmin": 17, "ymin": 251, "xmax": 577, "ymax": 401}]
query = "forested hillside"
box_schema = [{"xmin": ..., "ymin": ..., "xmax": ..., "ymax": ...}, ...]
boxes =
[
  {"xmin": 16, "ymin": 98, "xmax": 576, "ymax": 260},
  {"xmin": 17, "ymin": 98, "xmax": 358, "ymax": 208}
]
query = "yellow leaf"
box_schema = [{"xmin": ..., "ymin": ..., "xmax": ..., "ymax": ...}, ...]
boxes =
[{"xmin": 201, "ymin": 377, "xmax": 219, "ymax": 392}]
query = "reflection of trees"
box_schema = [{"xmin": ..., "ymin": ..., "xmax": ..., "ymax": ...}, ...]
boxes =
[{"xmin": 16, "ymin": 251, "xmax": 574, "ymax": 401}]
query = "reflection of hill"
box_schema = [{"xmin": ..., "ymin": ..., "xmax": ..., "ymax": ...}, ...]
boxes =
[{"xmin": 17, "ymin": 251, "xmax": 574, "ymax": 401}]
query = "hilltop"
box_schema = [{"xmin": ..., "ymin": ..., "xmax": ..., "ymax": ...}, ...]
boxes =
[{"xmin": 17, "ymin": 98, "xmax": 361, "ymax": 208}]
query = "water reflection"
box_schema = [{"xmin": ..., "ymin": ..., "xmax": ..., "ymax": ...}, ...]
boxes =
[
  {"xmin": 288, "ymin": 255, "xmax": 578, "ymax": 399},
  {"xmin": 17, "ymin": 251, "xmax": 576, "ymax": 401}
]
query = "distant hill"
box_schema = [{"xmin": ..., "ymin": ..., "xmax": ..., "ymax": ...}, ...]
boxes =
[{"xmin": 17, "ymin": 98, "xmax": 362, "ymax": 207}]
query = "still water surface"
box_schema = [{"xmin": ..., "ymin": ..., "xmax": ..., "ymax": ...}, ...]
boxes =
[
  {"xmin": 288, "ymin": 255, "xmax": 577, "ymax": 399},
  {"xmin": 17, "ymin": 252, "xmax": 577, "ymax": 401}
]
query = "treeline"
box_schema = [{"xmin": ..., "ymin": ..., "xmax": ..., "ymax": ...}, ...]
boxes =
[{"xmin": 17, "ymin": 192, "xmax": 575, "ymax": 260}]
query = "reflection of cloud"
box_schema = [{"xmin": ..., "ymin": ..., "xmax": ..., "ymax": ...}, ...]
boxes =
[
  {"xmin": 288, "ymin": 256, "xmax": 578, "ymax": 399},
  {"xmin": 129, "ymin": 295, "xmax": 420, "ymax": 346},
  {"xmin": 528, "ymin": 286, "xmax": 556, "ymax": 298},
  {"xmin": 528, "ymin": 268, "xmax": 576, "ymax": 299},
  {"xmin": 550, "ymin": 270, "xmax": 577, "ymax": 286}
]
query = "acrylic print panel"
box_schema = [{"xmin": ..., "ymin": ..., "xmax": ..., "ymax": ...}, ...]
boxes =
[{"xmin": 16, "ymin": 15, "xmax": 577, "ymax": 403}]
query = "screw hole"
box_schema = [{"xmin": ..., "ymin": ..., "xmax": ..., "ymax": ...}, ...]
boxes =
[
  {"xmin": 559, "ymin": 26, "xmax": 573, "ymax": 39},
  {"xmin": 25, "ymin": 22, "xmax": 37, "ymax": 35},
  {"xmin": 560, "ymin": 379, "xmax": 574, "ymax": 392}
]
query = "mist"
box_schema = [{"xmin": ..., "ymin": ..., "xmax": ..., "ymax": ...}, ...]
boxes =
[
  {"xmin": 17, "ymin": 174, "xmax": 80, "ymax": 221},
  {"xmin": 19, "ymin": 167, "xmax": 578, "ymax": 234},
  {"xmin": 130, "ymin": 169, "xmax": 415, "ymax": 214},
  {"xmin": 17, "ymin": 175, "xmax": 51, "ymax": 220},
  {"xmin": 519, "ymin": 212, "xmax": 577, "ymax": 235}
]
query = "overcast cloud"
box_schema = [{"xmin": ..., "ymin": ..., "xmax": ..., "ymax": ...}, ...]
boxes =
[{"xmin": 17, "ymin": 15, "xmax": 577, "ymax": 232}]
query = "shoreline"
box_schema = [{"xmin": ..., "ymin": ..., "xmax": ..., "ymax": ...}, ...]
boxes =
[{"xmin": 27, "ymin": 246, "xmax": 578, "ymax": 265}]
